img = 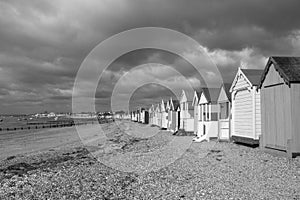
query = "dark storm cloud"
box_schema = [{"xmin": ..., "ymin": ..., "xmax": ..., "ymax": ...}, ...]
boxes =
[
  {"xmin": 108, "ymin": 49, "xmax": 196, "ymax": 76},
  {"xmin": 0, "ymin": 0, "xmax": 300, "ymax": 113},
  {"xmin": 129, "ymin": 84, "xmax": 178, "ymax": 110}
]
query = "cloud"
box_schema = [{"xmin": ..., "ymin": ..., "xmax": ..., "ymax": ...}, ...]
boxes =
[{"xmin": 0, "ymin": 0, "xmax": 300, "ymax": 113}]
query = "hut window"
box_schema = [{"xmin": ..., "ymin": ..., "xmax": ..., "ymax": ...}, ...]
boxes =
[
  {"xmin": 219, "ymin": 102, "xmax": 229, "ymax": 119},
  {"xmin": 206, "ymin": 104, "xmax": 210, "ymax": 121},
  {"xmin": 203, "ymin": 104, "xmax": 206, "ymax": 121},
  {"xmin": 199, "ymin": 105, "xmax": 204, "ymax": 121}
]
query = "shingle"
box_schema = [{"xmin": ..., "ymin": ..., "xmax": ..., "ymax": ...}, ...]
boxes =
[
  {"xmin": 271, "ymin": 56, "xmax": 300, "ymax": 82},
  {"xmin": 241, "ymin": 69, "xmax": 264, "ymax": 86},
  {"xmin": 201, "ymin": 88, "xmax": 220, "ymax": 103}
]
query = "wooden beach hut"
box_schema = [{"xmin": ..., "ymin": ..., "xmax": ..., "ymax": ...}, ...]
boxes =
[
  {"xmin": 152, "ymin": 105, "xmax": 156, "ymax": 126},
  {"xmin": 136, "ymin": 110, "xmax": 141, "ymax": 122},
  {"xmin": 258, "ymin": 56, "xmax": 300, "ymax": 157},
  {"xmin": 141, "ymin": 108, "xmax": 149, "ymax": 124},
  {"xmin": 179, "ymin": 90, "xmax": 194, "ymax": 132},
  {"xmin": 138, "ymin": 108, "xmax": 142, "ymax": 123},
  {"xmin": 217, "ymin": 84, "xmax": 232, "ymax": 141},
  {"xmin": 160, "ymin": 99, "xmax": 168, "ymax": 129},
  {"xmin": 131, "ymin": 111, "xmax": 134, "ymax": 121},
  {"xmin": 167, "ymin": 98, "xmax": 180, "ymax": 132},
  {"xmin": 166, "ymin": 100, "xmax": 171, "ymax": 129},
  {"xmin": 192, "ymin": 90, "xmax": 202, "ymax": 136},
  {"xmin": 197, "ymin": 88, "xmax": 220, "ymax": 139},
  {"xmin": 132, "ymin": 111, "xmax": 137, "ymax": 122},
  {"xmin": 230, "ymin": 68, "xmax": 263, "ymax": 145},
  {"xmin": 148, "ymin": 105, "xmax": 154, "ymax": 125},
  {"xmin": 154, "ymin": 103, "xmax": 161, "ymax": 127}
]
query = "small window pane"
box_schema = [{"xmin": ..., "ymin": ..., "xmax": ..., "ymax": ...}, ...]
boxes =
[
  {"xmin": 220, "ymin": 102, "xmax": 229, "ymax": 119},
  {"xmin": 206, "ymin": 105, "xmax": 210, "ymax": 121}
]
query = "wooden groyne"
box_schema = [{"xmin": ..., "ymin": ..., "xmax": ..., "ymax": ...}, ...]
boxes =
[{"xmin": 0, "ymin": 117, "xmax": 115, "ymax": 132}]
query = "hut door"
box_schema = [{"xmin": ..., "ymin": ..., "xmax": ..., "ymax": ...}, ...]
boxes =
[
  {"xmin": 263, "ymin": 86, "xmax": 287, "ymax": 150},
  {"xmin": 219, "ymin": 102, "xmax": 230, "ymax": 140},
  {"xmin": 233, "ymin": 89, "xmax": 253, "ymax": 138}
]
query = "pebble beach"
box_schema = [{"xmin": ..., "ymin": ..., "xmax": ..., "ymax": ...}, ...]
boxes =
[{"xmin": 1, "ymin": 121, "xmax": 300, "ymax": 199}]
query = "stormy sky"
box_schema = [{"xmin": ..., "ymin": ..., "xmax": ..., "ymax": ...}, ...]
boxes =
[{"xmin": 1, "ymin": 0, "xmax": 300, "ymax": 114}]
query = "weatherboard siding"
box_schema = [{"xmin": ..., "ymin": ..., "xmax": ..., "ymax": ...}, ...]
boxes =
[
  {"xmin": 233, "ymin": 89, "xmax": 253, "ymax": 137},
  {"xmin": 291, "ymin": 84, "xmax": 300, "ymax": 153},
  {"xmin": 260, "ymin": 59, "xmax": 300, "ymax": 156},
  {"xmin": 261, "ymin": 64, "xmax": 292, "ymax": 151},
  {"xmin": 194, "ymin": 104, "xmax": 199, "ymax": 135},
  {"xmin": 231, "ymin": 69, "xmax": 263, "ymax": 141},
  {"xmin": 261, "ymin": 82, "xmax": 291, "ymax": 150},
  {"xmin": 234, "ymin": 75, "xmax": 249, "ymax": 89},
  {"xmin": 255, "ymin": 89, "xmax": 261, "ymax": 137}
]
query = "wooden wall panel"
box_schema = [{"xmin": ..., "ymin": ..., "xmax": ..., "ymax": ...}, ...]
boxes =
[
  {"xmin": 261, "ymin": 64, "xmax": 292, "ymax": 151},
  {"xmin": 291, "ymin": 84, "xmax": 300, "ymax": 152}
]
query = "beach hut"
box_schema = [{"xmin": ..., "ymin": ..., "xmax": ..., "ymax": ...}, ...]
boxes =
[
  {"xmin": 140, "ymin": 108, "xmax": 144, "ymax": 123},
  {"xmin": 137, "ymin": 109, "xmax": 141, "ymax": 123},
  {"xmin": 131, "ymin": 111, "xmax": 134, "ymax": 121},
  {"xmin": 157, "ymin": 103, "xmax": 162, "ymax": 128},
  {"xmin": 160, "ymin": 99, "xmax": 168, "ymax": 129},
  {"xmin": 153, "ymin": 105, "xmax": 159, "ymax": 126},
  {"xmin": 230, "ymin": 68, "xmax": 263, "ymax": 145},
  {"xmin": 217, "ymin": 84, "xmax": 232, "ymax": 141},
  {"xmin": 258, "ymin": 56, "xmax": 300, "ymax": 157},
  {"xmin": 138, "ymin": 108, "xmax": 145, "ymax": 123},
  {"xmin": 135, "ymin": 110, "xmax": 138, "ymax": 122},
  {"xmin": 179, "ymin": 90, "xmax": 194, "ymax": 132},
  {"xmin": 141, "ymin": 108, "xmax": 149, "ymax": 124},
  {"xmin": 148, "ymin": 105, "xmax": 154, "ymax": 125},
  {"xmin": 192, "ymin": 90, "xmax": 202, "ymax": 136},
  {"xmin": 197, "ymin": 88, "xmax": 220, "ymax": 139},
  {"xmin": 166, "ymin": 100, "xmax": 171, "ymax": 129},
  {"xmin": 167, "ymin": 98, "xmax": 180, "ymax": 132},
  {"xmin": 132, "ymin": 111, "xmax": 137, "ymax": 122},
  {"xmin": 153, "ymin": 104, "xmax": 161, "ymax": 127}
]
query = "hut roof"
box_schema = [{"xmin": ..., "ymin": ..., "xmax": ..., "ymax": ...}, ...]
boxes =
[
  {"xmin": 258, "ymin": 56, "xmax": 300, "ymax": 88},
  {"xmin": 181, "ymin": 89, "xmax": 194, "ymax": 102},
  {"xmin": 171, "ymin": 100, "xmax": 180, "ymax": 110},
  {"xmin": 240, "ymin": 69, "xmax": 264, "ymax": 86},
  {"xmin": 195, "ymin": 90, "xmax": 202, "ymax": 99},
  {"xmin": 220, "ymin": 83, "xmax": 232, "ymax": 101},
  {"xmin": 201, "ymin": 87, "xmax": 220, "ymax": 103},
  {"xmin": 192, "ymin": 89, "xmax": 202, "ymax": 105}
]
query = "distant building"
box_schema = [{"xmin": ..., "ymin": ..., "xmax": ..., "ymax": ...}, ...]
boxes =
[{"xmin": 47, "ymin": 112, "xmax": 56, "ymax": 118}]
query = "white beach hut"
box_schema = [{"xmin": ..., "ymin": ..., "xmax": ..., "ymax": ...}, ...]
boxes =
[
  {"xmin": 230, "ymin": 68, "xmax": 263, "ymax": 145},
  {"xmin": 160, "ymin": 99, "xmax": 168, "ymax": 129},
  {"xmin": 217, "ymin": 84, "xmax": 232, "ymax": 141},
  {"xmin": 197, "ymin": 88, "xmax": 220, "ymax": 140},
  {"xmin": 179, "ymin": 90, "xmax": 194, "ymax": 132},
  {"xmin": 192, "ymin": 90, "xmax": 202, "ymax": 136},
  {"xmin": 167, "ymin": 98, "xmax": 180, "ymax": 133}
]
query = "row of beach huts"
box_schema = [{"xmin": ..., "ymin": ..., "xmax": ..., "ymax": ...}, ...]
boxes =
[{"xmin": 129, "ymin": 56, "xmax": 300, "ymax": 158}]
